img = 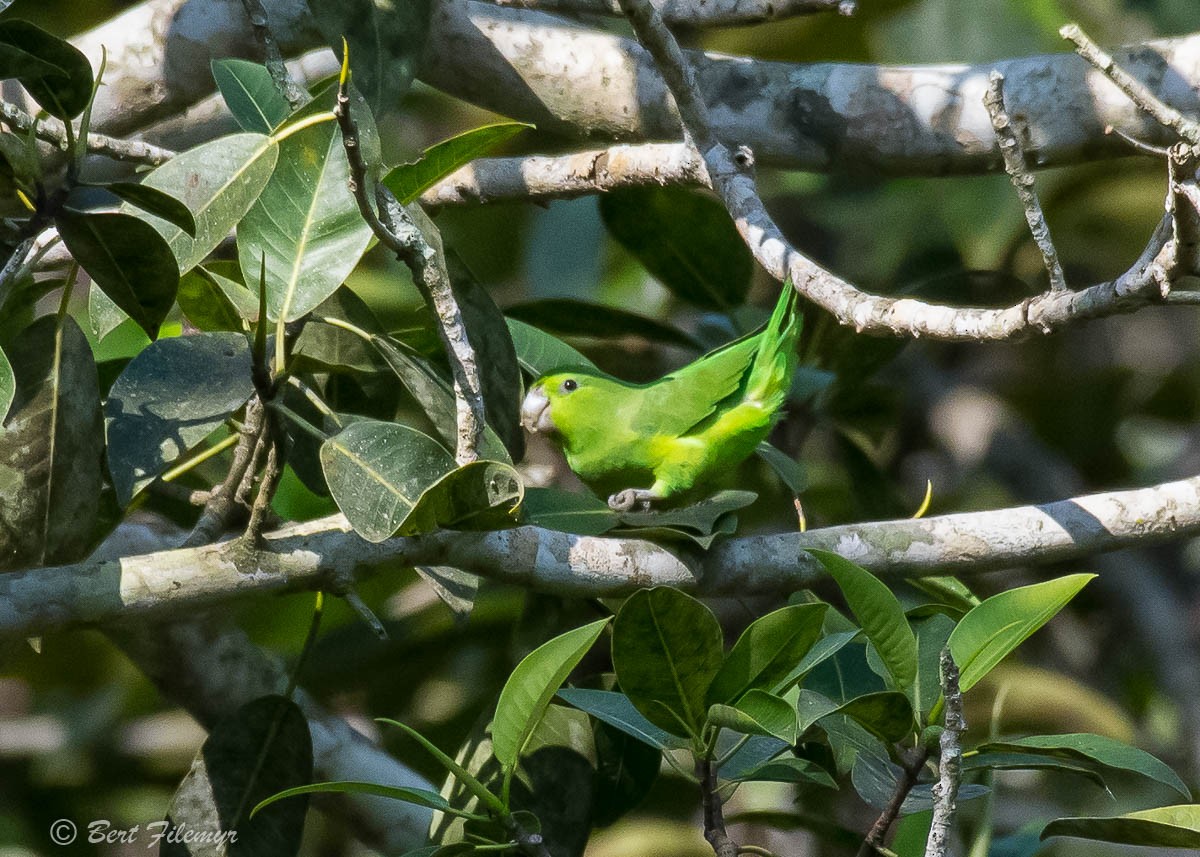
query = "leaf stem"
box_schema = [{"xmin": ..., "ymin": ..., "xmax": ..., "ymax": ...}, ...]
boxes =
[{"xmin": 161, "ymin": 431, "xmax": 241, "ymax": 482}]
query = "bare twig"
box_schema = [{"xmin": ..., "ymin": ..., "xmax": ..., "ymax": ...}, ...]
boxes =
[
  {"xmin": 984, "ymin": 71, "xmax": 1067, "ymax": 291},
  {"xmin": 0, "ymin": 99, "xmax": 175, "ymax": 166},
  {"xmin": 699, "ymin": 757, "xmax": 739, "ymax": 857},
  {"xmin": 1168, "ymin": 146, "xmax": 1200, "ymax": 277},
  {"xmin": 334, "ymin": 63, "xmax": 485, "ymax": 463},
  {"xmin": 184, "ymin": 398, "xmax": 267, "ymax": 547},
  {"xmin": 857, "ymin": 748, "xmax": 930, "ymax": 857},
  {"xmin": 490, "ymin": 0, "xmax": 853, "ymax": 27},
  {"xmin": 238, "ymin": 0, "xmax": 308, "ymax": 109},
  {"xmin": 243, "ymin": 431, "xmax": 283, "ymax": 542},
  {"xmin": 924, "ymin": 649, "xmax": 965, "ymax": 857}
]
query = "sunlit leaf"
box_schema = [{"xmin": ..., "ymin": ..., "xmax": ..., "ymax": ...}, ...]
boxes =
[
  {"xmin": 212, "ymin": 58, "xmax": 293, "ymax": 133},
  {"xmin": 706, "ymin": 603, "xmax": 828, "ymax": 705},
  {"xmin": 177, "ymin": 267, "xmax": 258, "ymax": 332},
  {"xmin": 399, "ymin": 459, "xmax": 524, "ymax": 536},
  {"xmin": 383, "ymin": 121, "xmax": 533, "ymax": 203},
  {"xmin": 507, "ymin": 318, "xmax": 597, "ymax": 377}
]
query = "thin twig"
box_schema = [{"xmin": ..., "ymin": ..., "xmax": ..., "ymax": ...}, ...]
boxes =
[
  {"xmin": 698, "ymin": 756, "xmax": 739, "ymax": 857},
  {"xmin": 238, "ymin": 0, "xmax": 308, "ymax": 109},
  {"xmin": 857, "ymin": 748, "xmax": 931, "ymax": 857},
  {"xmin": 984, "ymin": 71, "xmax": 1067, "ymax": 291},
  {"xmin": 1061, "ymin": 24, "xmax": 1200, "ymax": 148},
  {"xmin": 243, "ymin": 431, "xmax": 282, "ymax": 543},
  {"xmin": 184, "ymin": 398, "xmax": 267, "ymax": 547},
  {"xmin": 924, "ymin": 649, "xmax": 965, "ymax": 857},
  {"xmin": 0, "ymin": 99, "xmax": 175, "ymax": 166}
]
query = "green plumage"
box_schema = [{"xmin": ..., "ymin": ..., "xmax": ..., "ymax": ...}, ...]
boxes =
[{"xmin": 520, "ymin": 287, "xmax": 801, "ymax": 510}]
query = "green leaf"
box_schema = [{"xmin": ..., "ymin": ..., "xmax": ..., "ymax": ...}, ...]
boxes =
[
  {"xmin": 88, "ymin": 283, "xmax": 128, "ymax": 341},
  {"xmin": 493, "ymin": 618, "xmax": 610, "ymax": 770},
  {"xmin": 383, "ymin": 121, "xmax": 533, "ymax": 204},
  {"xmin": 0, "ymin": 316, "xmax": 102, "ymax": 570},
  {"xmin": 163, "ymin": 695, "xmax": 312, "ymax": 857},
  {"xmin": 102, "ymin": 182, "xmax": 197, "ymax": 237},
  {"xmin": 291, "ymin": 288, "xmax": 382, "ymax": 373},
  {"xmin": 912, "ymin": 613, "xmax": 956, "ymax": 721},
  {"xmin": 611, "ymin": 587, "xmax": 725, "ymax": 738},
  {"xmin": 135, "ymin": 132, "xmax": 279, "ymax": 273},
  {"xmin": 708, "ymin": 690, "xmax": 798, "ymax": 744},
  {"xmin": 851, "ymin": 749, "xmax": 988, "ymax": 816},
  {"xmin": 505, "ymin": 299, "xmax": 703, "ymax": 350},
  {"xmin": 707, "ymin": 603, "xmax": 828, "ymax": 706},
  {"xmin": 237, "ymin": 101, "xmax": 372, "ymax": 322},
  {"xmin": 104, "ymin": 333, "xmax": 254, "ymax": 505},
  {"xmin": 377, "ymin": 718, "xmax": 506, "ymax": 815},
  {"xmin": 808, "ymin": 550, "xmax": 918, "ymax": 690},
  {"xmin": 506, "ymin": 318, "xmax": 597, "ymax": 376},
  {"xmin": 617, "ymin": 490, "xmax": 758, "ymax": 536},
  {"xmin": 1041, "ymin": 805, "xmax": 1200, "ymax": 847},
  {"xmin": 734, "ymin": 756, "xmax": 836, "ymax": 789},
  {"xmin": 978, "ymin": 733, "xmax": 1190, "ymax": 799},
  {"xmin": 755, "ymin": 441, "xmax": 807, "ymax": 495},
  {"xmin": 948, "ymin": 573, "xmax": 1095, "ymax": 694},
  {"xmin": 600, "ymin": 186, "xmax": 752, "ymax": 311},
  {"xmin": 778, "ymin": 629, "xmax": 860, "ymax": 692},
  {"xmin": 0, "ymin": 346, "xmax": 11, "ymax": 420},
  {"xmin": 55, "ymin": 210, "xmax": 179, "ymax": 337},
  {"xmin": 319, "ymin": 420, "xmax": 455, "ymax": 542},
  {"xmin": 0, "ymin": 20, "xmax": 92, "ymax": 119},
  {"xmin": 556, "ymin": 688, "xmax": 687, "ymax": 751},
  {"xmin": 592, "ymin": 719, "xmax": 662, "ymax": 827},
  {"xmin": 253, "ymin": 781, "xmax": 479, "ymax": 821},
  {"xmin": 522, "ymin": 488, "xmax": 619, "ymax": 536},
  {"xmin": 963, "ymin": 752, "xmax": 1109, "ymax": 790},
  {"xmin": 399, "ymin": 459, "xmax": 524, "ymax": 536},
  {"xmin": 835, "ymin": 691, "xmax": 915, "ymax": 743},
  {"xmin": 310, "ymin": 0, "xmax": 432, "ymax": 116},
  {"xmin": 177, "ymin": 267, "xmax": 258, "ymax": 332},
  {"xmin": 212, "ymin": 58, "xmax": 293, "ymax": 134}
]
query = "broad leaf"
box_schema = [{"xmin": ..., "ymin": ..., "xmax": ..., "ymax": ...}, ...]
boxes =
[
  {"xmin": 55, "ymin": 210, "xmax": 179, "ymax": 337},
  {"xmin": 611, "ymin": 587, "xmax": 724, "ymax": 738},
  {"xmin": 0, "ymin": 20, "xmax": 92, "ymax": 119},
  {"xmin": 506, "ymin": 299, "xmax": 703, "ymax": 350},
  {"xmin": 103, "ymin": 182, "xmax": 196, "ymax": 236},
  {"xmin": 851, "ymin": 749, "xmax": 988, "ymax": 816},
  {"xmin": 0, "ymin": 317, "xmax": 102, "ymax": 570},
  {"xmin": 1041, "ymin": 805, "xmax": 1200, "ymax": 847},
  {"xmin": 835, "ymin": 691, "xmax": 915, "ymax": 744},
  {"xmin": 400, "ymin": 459, "xmax": 524, "ymax": 536},
  {"xmin": 212, "ymin": 58, "xmax": 292, "ymax": 133},
  {"xmin": 383, "ymin": 121, "xmax": 533, "ymax": 204},
  {"xmin": 163, "ymin": 695, "xmax": 312, "ymax": 857},
  {"xmin": 617, "ymin": 490, "xmax": 758, "ymax": 535},
  {"xmin": 809, "ymin": 550, "xmax": 918, "ymax": 690},
  {"xmin": 948, "ymin": 574, "xmax": 1095, "ymax": 694},
  {"xmin": 104, "ymin": 333, "xmax": 254, "ymax": 504},
  {"xmin": 291, "ymin": 288, "xmax": 381, "ymax": 374},
  {"xmin": 556, "ymin": 688, "xmax": 687, "ymax": 751},
  {"xmin": 493, "ymin": 618, "xmax": 610, "ymax": 769},
  {"xmin": 778, "ymin": 629, "xmax": 860, "ymax": 692},
  {"xmin": 963, "ymin": 752, "xmax": 1108, "ymax": 790},
  {"xmin": 755, "ymin": 441, "xmax": 807, "ymax": 495},
  {"xmin": 319, "ymin": 420, "xmax": 454, "ymax": 542},
  {"xmin": 136, "ymin": 133, "xmax": 279, "ymax": 273},
  {"xmin": 238, "ymin": 100, "xmax": 372, "ymax": 322},
  {"xmin": 177, "ymin": 268, "xmax": 258, "ymax": 332},
  {"xmin": 735, "ymin": 756, "xmax": 836, "ymax": 789},
  {"xmin": 592, "ymin": 720, "xmax": 662, "ymax": 827},
  {"xmin": 978, "ymin": 733, "xmax": 1189, "ymax": 798},
  {"xmin": 708, "ymin": 690, "xmax": 798, "ymax": 744},
  {"xmin": 707, "ymin": 603, "xmax": 828, "ymax": 706},
  {"xmin": 88, "ymin": 283, "xmax": 128, "ymax": 341},
  {"xmin": 912, "ymin": 613, "xmax": 956, "ymax": 721},
  {"xmin": 600, "ymin": 186, "xmax": 752, "ymax": 311},
  {"xmin": 507, "ymin": 318, "xmax": 597, "ymax": 376},
  {"xmin": 522, "ymin": 488, "xmax": 619, "ymax": 536}
]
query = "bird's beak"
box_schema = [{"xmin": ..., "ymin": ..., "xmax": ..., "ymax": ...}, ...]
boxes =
[{"xmin": 520, "ymin": 386, "xmax": 555, "ymax": 434}]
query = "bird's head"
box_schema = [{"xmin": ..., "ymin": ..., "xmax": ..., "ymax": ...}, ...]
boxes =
[{"xmin": 520, "ymin": 370, "xmax": 618, "ymax": 438}]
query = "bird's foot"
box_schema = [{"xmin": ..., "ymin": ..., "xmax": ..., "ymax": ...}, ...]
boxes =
[{"xmin": 608, "ymin": 489, "xmax": 656, "ymax": 512}]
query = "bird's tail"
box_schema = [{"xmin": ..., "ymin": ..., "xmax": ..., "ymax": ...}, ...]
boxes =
[{"xmin": 745, "ymin": 282, "xmax": 801, "ymax": 410}]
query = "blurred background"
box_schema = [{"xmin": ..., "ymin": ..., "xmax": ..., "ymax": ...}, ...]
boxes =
[{"xmin": 2, "ymin": 0, "xmax": 1199, "ymax": 854}]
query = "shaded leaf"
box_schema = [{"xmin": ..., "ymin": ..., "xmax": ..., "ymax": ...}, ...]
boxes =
[
  {"xmin": 212, "ymin": 58, "xmax": 293, "ymax": 134},
  {"xmin": 414, "ymin": 566, "xmax": 479, "ymax": 621},
  {"xmin": 104, "ymin": 332, "xmax": 254, "ymax": 504},
  {"xmin": 163, "ymin": 695, "xmax": 312, "ymax": 857},
  {"xmin": 735, "ymin": 756, "xmax": 836, "ymax": 789},
  {"xmin": 383, "ymin": 121, "xmax": 533, "ymax": 204},
  {"xmin": 400, "ymin": 459, "xmax": 524, "ymax": 536},
  {"xmin": 493, "ymin": 618, "xmax": 610, "ymax": 770},
  {"xmin": 507, "ymin": 318, "xmax": 597, "ymax": 376},
  {"xmin": 292, "ymin": 289, "xmax": 382, "ymax": 374},
  {"xmin": 708, "ymin": 690, "xmax": 798, "ymax": 744},
  {"xmin": 0, "ymin": 316, "xmax": 102, "ymax": 570},
  {"xmin": 778, "ymin": 629, "xmax": 860, "ymax": 692},
  {"xmin": 963, "ymin": 752, "xmax": 1108, "ymax": 790},
  {"xmin": 522, "ymin": 487, "xmax": 619, "ymax": 536},
  {"xmin": 591, "ymin": 720, "xmax": 661, "ymax": 827},
  {"xmin": 707, "ymin": 603, "xmax": 828, "ymax": 706},
  {"xmin": 177, "ymin": 268, "xmax": 258, "ymax": 332},
  {"xmin": 600, "ymin": 186, "xmax": 752, "ymax": 311},
  {"xmin": 1041, "ymin": 805, "xmax": 1200, "ymax": 847},
  {"xmin": 103, "ymin": 182, "xmax": 197, "ymax": 236},
  {"xmin": 617, "ymin": 490, "xmax": 757, "ymax": 535},
  {"xmin": 506, "ymin": 299, "xmax": 703, "ymax": 350},
  {"xmin": 851, "ymin": 750, "xmax": 988, "ymax": 816},
  {"xmin": 835, "ymin": 691, "xmax": 915, "ymax": 743},
  {"xmin": 719, "ymin": 735, "xmax": 788, "ymax": 780},
  {"xmin": 0, "ymin": 20, "xmax": 92, "ymax": 119},
  {"xmin": 55, "ymin": 210, "xmax": 179, "ymax": 337},
  {"xmin": 612, "ymin": 587, "xmax": 724, "ymax": 738},
  {"xmin": 912, "ymin": 613, "xmax": 956, "ymax": 721},
  {"xmin": 948, "ymin": 574, "xmax": 1095, "ymax": 694},
  {"xmin": 556, "ymin": 688, "xmax": 687, "ymax": 751},
  {"xmin": 755, "ymin": 441, "xmax": 807, "ymax": 495}
]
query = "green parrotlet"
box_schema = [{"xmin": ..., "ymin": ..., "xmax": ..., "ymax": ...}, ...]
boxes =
[{"xmin": 520, "ymin": 285, "xmax": 801, "ymax": 511}]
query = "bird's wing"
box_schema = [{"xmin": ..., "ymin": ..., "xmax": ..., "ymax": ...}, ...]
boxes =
[{"xmin": 633, "ymin": 335, "xmax": 760, "ymax": 437}]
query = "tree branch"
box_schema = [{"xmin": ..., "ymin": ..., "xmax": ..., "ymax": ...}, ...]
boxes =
[
  {"xmin": 238, "ymin": 0, "xmax": 308, "ymax": 109},
  {"xmin": 923, "ymin": 649, "xmax": 964, "ymax": 857},
  {"xmin": 490, "ymin": 0, "xmax": 854, "ymax": 28},
  {"xmin": 0, "ymin": 99, "xmax": 176, "ymax": 166},
  {"xmin": 699, "ymin": 756, "xmax": 739, "ymax": 857}
]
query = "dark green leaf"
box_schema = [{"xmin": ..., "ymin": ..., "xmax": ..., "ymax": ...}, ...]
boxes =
[
  {"xmin": 163, "ymin": 695, "xmax": 312, "ymax": 857},
  {"xmin": 0, "ymin": 20, "xmax": 92, "ymax": 119},
  {"xmin": 319, "ymin": 420, "xmax": 455, "ymax": 542},
  {"xmin": 507, "ymin": 318, "xmax": 597, "ymax": 376},
  {"xmin": 818, "ymin": 713, "xmax": 890, "ymax": 777},
  {"xmin": 912, "ymin": 613, "xmax": 955, "ymax": 721},
  {"xmin": 310, "ymin": 0, "xmax": 432, "ymax": 116},
  {"xmin": 755, "ymin": 441, "xmax": 807, "ymax": 495},
  {"xmin": 948, "ymin": 574, "xmax": 1095, "ymax": 695},
  {"xmin": 414, "ymin": 566, "xmax": 479, "ymax": 621},
  {"xmin": 253, "ymin": 781, "xmax": 473, "ymax": 820},
  {"xmin": 506, "ymin": 299, "xmax": 703, "ymax": 350},
  {"xmin": 836, "ymin": 691, "xmax": 915, "ymax": 744},
  {"xmin": 292, "ymin": 289, "xmax": 382, "ymax": 373},
  {"xmin": 707, "ymin": 603, "xmax": 828, "ymax": 706},
  {"xmin": 600, "ymin": 186, "xmax": 752, "ymax": 311},
  {"xmin": 735, "ymin": 756, "xmax": 836, "ymax": 789},
  {"xmin": 493, "ymin": 618, "xmax": 610, "ymax": 769},
  {"xmin": 55, "ymin": 210, "xmax": 179, "ymax": 337},
  {"xmin": 400, "ymin": 459, "xmax": 524, "ymax": 536},
  {"xmin": 963, "ymin": 752, "xmax": 1108, "ymax": 790},
  {"xmin": 0, "ymin": 316, "xmax": 102, "ymax": 570},
  {"xmin": 522, "ymin": 488, "xmax": 619, "ymax": 536},
  {"xmin": 1041, "ymin": 805, "xmax": 1200, "ymax": 847},
  {"xmin": 177, "ymin": 268, "xmax": 258, "ymax": 332},
  {"xmin": 103, "ymin": 182, "xmax": 197, "ymax": 237},
  {"xmin": 556, "ymin": 688, "xmax": 687, "ymax": 751},
  {"xmin": 104, "ymin": 333, "xmax": 254, "ymax": 504},
  {"xmin": 617, "ymin": 490, "xmax": 757, "ymax": 535},
  {"xmin": 708, "ymin": 690, "xmax": 798, "ymax": 744},
  {"xmin": 591, "ymin": 720, "xmax": 661, "ymax": 827},
  {"xmin": 383, "ymin": 121, "xmax": 533, "ymax": 204},
  {"xmin": 612, "ymin": 587, "xmax": 724, "ymax": 738},
  {"xmin": 212, "ymin": 59, "xmax": 293, "ymax": 134},
  {"xmin": 778, "ymin": 629, "xmax": 860, "ymax": 692},
  {"xmin": 237, "ymin": 100, "xmax": 372, "ymax": 322},
  {"xmin": 851, "ymin": 750, "xmax": 988, "ymax": 816},
  {"xmin": 135, "ymin": 133, "xmax": 279, "ymax": 273},
  {"xmin": 978, "ymin": 734, "xmax": 1189, "ymax": 798},
  {"xmin": 809, "ymin": 549, "xmax": 918, "ymax": 690}
]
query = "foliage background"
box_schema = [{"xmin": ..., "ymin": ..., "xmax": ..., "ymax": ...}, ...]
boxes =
[{"xmin": 1, "ymin": 0, "xmax": 1198, "ymax": 854}]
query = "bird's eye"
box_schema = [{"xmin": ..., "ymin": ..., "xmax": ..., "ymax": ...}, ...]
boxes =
[{"xmin": 561, "ymin": 379, "xmax": 578, "ymax": 393}]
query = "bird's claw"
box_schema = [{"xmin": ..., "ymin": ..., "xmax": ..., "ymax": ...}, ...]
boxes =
[{"xmin": 608, "ymin": 489, "xmax": 654, "ymax": 512}]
